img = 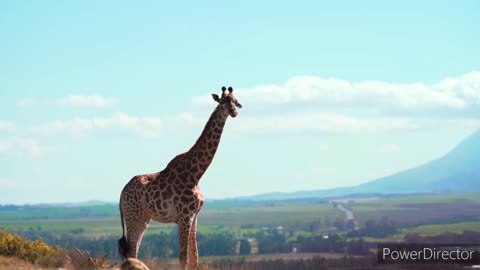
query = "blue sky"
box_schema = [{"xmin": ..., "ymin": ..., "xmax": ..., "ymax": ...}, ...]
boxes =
[{"xmin": 1, "ymin": 1, "xmax": 479, "ymax": 204}]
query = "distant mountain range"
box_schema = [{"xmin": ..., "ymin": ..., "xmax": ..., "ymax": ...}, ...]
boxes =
[{"xmin": 232, "ymin": 130, "xmax": 480, "ymax": 201}]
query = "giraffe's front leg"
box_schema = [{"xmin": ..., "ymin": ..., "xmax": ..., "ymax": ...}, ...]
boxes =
[
  {"xmin": 187, "ymin": 215, "xmax": 199, "ymax": 270},
  {"xmin": 178, "ymin": 217, "xmax": 193, "ymax": 270}
]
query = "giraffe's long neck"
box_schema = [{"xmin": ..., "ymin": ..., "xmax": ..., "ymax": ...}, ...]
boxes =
[{"xmin": 187, "ymin": 105, "xmax": 229, "ymax": 184}]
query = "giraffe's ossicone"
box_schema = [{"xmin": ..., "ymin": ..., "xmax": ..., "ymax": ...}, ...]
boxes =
[{"xmin": 118, "ymin": 86, "xmax": 242, "ymax": 270}]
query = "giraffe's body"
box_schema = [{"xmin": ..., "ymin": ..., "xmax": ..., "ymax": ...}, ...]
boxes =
[{"xmin": 118, "ymin": 87, "xmax": 242, "ymax": 270}]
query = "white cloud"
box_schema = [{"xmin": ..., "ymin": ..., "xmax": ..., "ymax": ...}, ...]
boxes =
[
  {"xmin": 0, "ymin": 138, "xmax": 54, "ymax": 158},
  {"xmin": 435, "ymin": 72, "xmax": 480, "ymax": 105},
  {"xmin": 191, "ymin": 95, "xmax": 211, "ymax": 106},
  {"xmin": 194, "ymin": 72, "xmax": 480, "ymax": 112},
  {"xmin": 0, "ymin": 121, "xmax": 15, "ymax": 132},
  {"xmin": 377, "ymin": 144, "xmax": 401, "ymax": 154},
  {"xmin": 21, "ymin": 72, "xmax": 480, "ymax": 139},
  {"xmin": 31, "ymin": 112, "xmax": 167, "ymax": 138},
  {"xmin": 191, "ymin": 72, "xmax": 480, "ymax": 136},
  {"xmin": 17, "ymin": 95, "xmax": 119, "ymax": 108},
  {"xmin": 230, "ymin": 112, "xmax": 479, "ymax": 135},
  {"xmin": 17, "ymin": 98, "xmax": 36, "ymax": 107},
  {"xmin": 55, "ymin": 95, "xmax": 119, "ymax": 108},
  {"xmin": 0, "ymin": 177, "xmax": 18, "ymax": 189},
  {"xmin": 318, "ymin": 144, "xmax": 329, "ymax": 151}
]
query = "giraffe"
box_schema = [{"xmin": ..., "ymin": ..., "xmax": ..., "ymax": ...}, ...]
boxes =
[{"xmin": 118, "ymin": 86, "xmax": 242, "ymax": 270}]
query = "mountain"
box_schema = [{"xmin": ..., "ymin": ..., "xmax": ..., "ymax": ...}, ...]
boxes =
[
  {"xmin": 351, "ymin": 130, "xmax": 480, "ymax": 194},
  {"xmin": 235, "ymin": 130, "xmax": 480, "ymax": 201}
]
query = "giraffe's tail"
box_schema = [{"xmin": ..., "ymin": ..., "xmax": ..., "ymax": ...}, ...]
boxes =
[
  {"xmin": 118, "ymin": 235, "xmax": 128, "ymax": 260},
  {"xmin": 118, "ymin": 201, "xmax": 130, "ymax": 260}
]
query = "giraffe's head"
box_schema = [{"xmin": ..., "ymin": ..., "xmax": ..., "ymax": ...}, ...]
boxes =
[{"xmin": 212, "ymin": 86, "xmax": 243, "ymax": 118}]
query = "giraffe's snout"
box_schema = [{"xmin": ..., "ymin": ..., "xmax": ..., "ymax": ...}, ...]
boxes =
[{"xmin": 229, "ymin": 109, "xmax": 238, "ymax": 118}]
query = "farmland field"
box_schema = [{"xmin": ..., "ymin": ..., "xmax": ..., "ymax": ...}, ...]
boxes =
[
  {"xmin": 402, "ymin": 221, "xmax": 480, "ymax": 235},
  {"xmin": 346, "ymin": 193, "xmax": 480, "ymax": 227},
  {"xmin": 0, "ymin": 200, "xmax": 344, "ymax": 238},
  {"xmin": 1, "ymin": 192, "xmax": 480, "ymax": 267},
  {"xmin": 1, "ymin": 193, "xmax": 479, "ymax": 239}
]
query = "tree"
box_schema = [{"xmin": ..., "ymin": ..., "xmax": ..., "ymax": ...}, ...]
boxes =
[{"xmin": 239, "ymin": 239, "xmax": 251, "ymax": 255}]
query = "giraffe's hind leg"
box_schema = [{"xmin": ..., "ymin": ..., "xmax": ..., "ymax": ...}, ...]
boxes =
[
  {"xmin": 178, "ymin": 217, "xmax": 193, "ymax": 270},
  {"xmin": 125, "ymin": 211, "xmax": 150, "ymax": 258},
  {"xmin": 187, "ymin": 215, "xmax": 199, "ymax": 270}
]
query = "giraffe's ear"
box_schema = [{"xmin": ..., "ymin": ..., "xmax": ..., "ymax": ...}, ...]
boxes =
[
  {"xmin": 212, "ymin": 94, "xmax": 221, "ymax": 103},
  {"xmin": 236, "ymin": 102, "xmax": 243, "ymax": 109}
]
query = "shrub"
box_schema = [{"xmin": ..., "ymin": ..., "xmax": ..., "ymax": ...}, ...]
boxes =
[{"xmin": 0, "ymin": 229, "xmax": 64, "ymax": 267}]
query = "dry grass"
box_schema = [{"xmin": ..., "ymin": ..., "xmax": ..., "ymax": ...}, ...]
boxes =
[{"xmin": 0, "ymin": 255, "xmax": 54, "ymax": 270}]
